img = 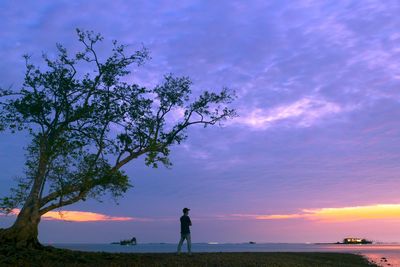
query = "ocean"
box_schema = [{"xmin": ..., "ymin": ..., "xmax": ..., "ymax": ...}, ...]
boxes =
[{"xmin": 52, "ymin": 243, "xmax": 400, "ymax": 266}]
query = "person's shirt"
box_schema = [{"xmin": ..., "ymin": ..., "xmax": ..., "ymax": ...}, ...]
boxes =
[{"xmin": 180, "ymin": 215, "xmax": 192, "ymax": 234}]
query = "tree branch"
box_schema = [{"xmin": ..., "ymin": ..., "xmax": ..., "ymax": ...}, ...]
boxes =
[{"xmin": 39, "ymin": 190, "xmax": 87, "ymax": 215}]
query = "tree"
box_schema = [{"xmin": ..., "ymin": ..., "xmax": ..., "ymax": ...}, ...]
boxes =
[{"xmin": 0, "ymin": 29, "xmax": 235, "ymax": 248}]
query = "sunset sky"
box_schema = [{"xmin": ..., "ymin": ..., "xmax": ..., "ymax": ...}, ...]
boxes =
[{"xmin": 1, "ymin": 0, "xmax": 400, "ymax": 244}]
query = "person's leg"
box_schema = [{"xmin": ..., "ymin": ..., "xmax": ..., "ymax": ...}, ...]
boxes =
[
  {"xmin": 186, "ymin": 234, "xmax": 192, "ymax": 254},
  {"xmin": 177, "ymin": 234, "xmax": 185, "ymax": 254}
]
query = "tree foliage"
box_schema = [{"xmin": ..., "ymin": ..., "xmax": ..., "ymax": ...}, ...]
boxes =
[{"xmin": 0, "ymin": 29, "xmax": 236, "ymax": 216}]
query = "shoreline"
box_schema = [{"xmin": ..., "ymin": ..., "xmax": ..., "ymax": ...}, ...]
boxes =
[
  {"xmin": 0, "ymin": 246, "xmax": 379, "ymax": 267},
  {"xmin": 364, "ymin": 253, "xmax": 397, "ymax": 267}
]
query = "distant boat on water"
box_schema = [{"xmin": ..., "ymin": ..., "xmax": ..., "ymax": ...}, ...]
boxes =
[
  {"xmin": 339, "ymin": 237, "xmax": 372, "ymax": 244},
  {"xmin": 111, "ymin": 237, "xmax": 137, "ymax": 246}
]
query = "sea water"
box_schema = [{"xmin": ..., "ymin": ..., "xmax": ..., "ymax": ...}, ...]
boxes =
[{"xmin": 51, "ymin": 243, "xmax": 400, "ymax": 266}]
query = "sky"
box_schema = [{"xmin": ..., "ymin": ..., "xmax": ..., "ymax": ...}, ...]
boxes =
[{"xmin": 1, "ymin": 0, "xmax": 400, "ymax": 244}]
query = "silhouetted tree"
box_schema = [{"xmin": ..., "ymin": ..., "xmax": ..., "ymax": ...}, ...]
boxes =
[{"xmin": 0, "ymin": 29, "xmax": 235, "ymax": 248}]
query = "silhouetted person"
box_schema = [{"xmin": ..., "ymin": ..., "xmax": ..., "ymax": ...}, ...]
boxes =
[{"xmin": 177, "ymin": 207, "xmax": 192, "ymax": 255}]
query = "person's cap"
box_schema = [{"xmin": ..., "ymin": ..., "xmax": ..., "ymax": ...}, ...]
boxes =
[{"xmin": 183, "ymin": 208, "xmax": 190, "ymax": 213}]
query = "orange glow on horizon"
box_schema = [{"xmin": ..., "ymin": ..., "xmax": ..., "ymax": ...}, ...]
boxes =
[
  {"xmin": 4, "ymin": 209, "xmax": 136, "ymax": 222},
  {"xmin": 230, "ymin": 204, "xmax": 400, "ymax": 222},
  {"xmin": 42, "ymin": 210, "xmax": 134, "ymax": 222},
  {"xmin": 304, "ymin": 204, "xmax": 400, "ymax": 222},
  {"xmin": 4, "ymin": 203, "xmax": 400, "ymax": 223}
]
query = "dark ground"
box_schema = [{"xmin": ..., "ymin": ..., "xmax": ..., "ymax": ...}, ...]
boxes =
[{"xmin": 0, "ymin": 246, "xmax": 378, "ymax": 267}]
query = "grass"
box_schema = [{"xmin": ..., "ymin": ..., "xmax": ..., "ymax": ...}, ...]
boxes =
[{"xmin": 0, "ymin": 246, "xmax": 378, "ymax": 267}]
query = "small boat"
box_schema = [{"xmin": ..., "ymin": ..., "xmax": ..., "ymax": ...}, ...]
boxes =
[
  {"xmin": 111, "ymin": 237, "xmax": 137, "ymax": 245},
  {"xmin": 341, "ymin": 237, "xmax": 372, "ymax": 244}
]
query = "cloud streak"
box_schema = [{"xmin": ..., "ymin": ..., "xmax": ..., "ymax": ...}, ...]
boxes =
[
  {"xmin": 236, "ymin": 96, "xmax": 343, "ymax": 129},
  {"xmin": 227, "ymin": 204, "xmax": 400, "ymax": 222},
  {"xmin": 3, "ymin": 209, "xmax": 149, "ymax": 222}
]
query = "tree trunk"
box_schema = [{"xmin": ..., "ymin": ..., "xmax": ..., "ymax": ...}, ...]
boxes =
[
  {"xmin": 0, "ymin": 196, "xmax": 42, "ymax": 249},
  {"xmin": 0, "ymin": 137, "xmax": 49, "ymax": 249}
]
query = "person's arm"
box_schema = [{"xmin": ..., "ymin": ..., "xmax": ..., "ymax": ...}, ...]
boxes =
[{"xmin": 188, "ymin": 217, "xmax": 192, "ymax": 226}]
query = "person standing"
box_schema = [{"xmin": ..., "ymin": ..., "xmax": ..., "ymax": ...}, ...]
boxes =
[{"xmin": 177, "ymin": 207, "xmax": 192, "ymax": 255}]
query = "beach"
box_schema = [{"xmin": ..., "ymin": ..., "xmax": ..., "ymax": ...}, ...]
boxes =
[
  {"xmin": 0, "ymin": 246, "xmax": 377, "ymax": 267},
  {"xmin": 51, "ymin": 242, "xmax": 399, "ymax": 266}
]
